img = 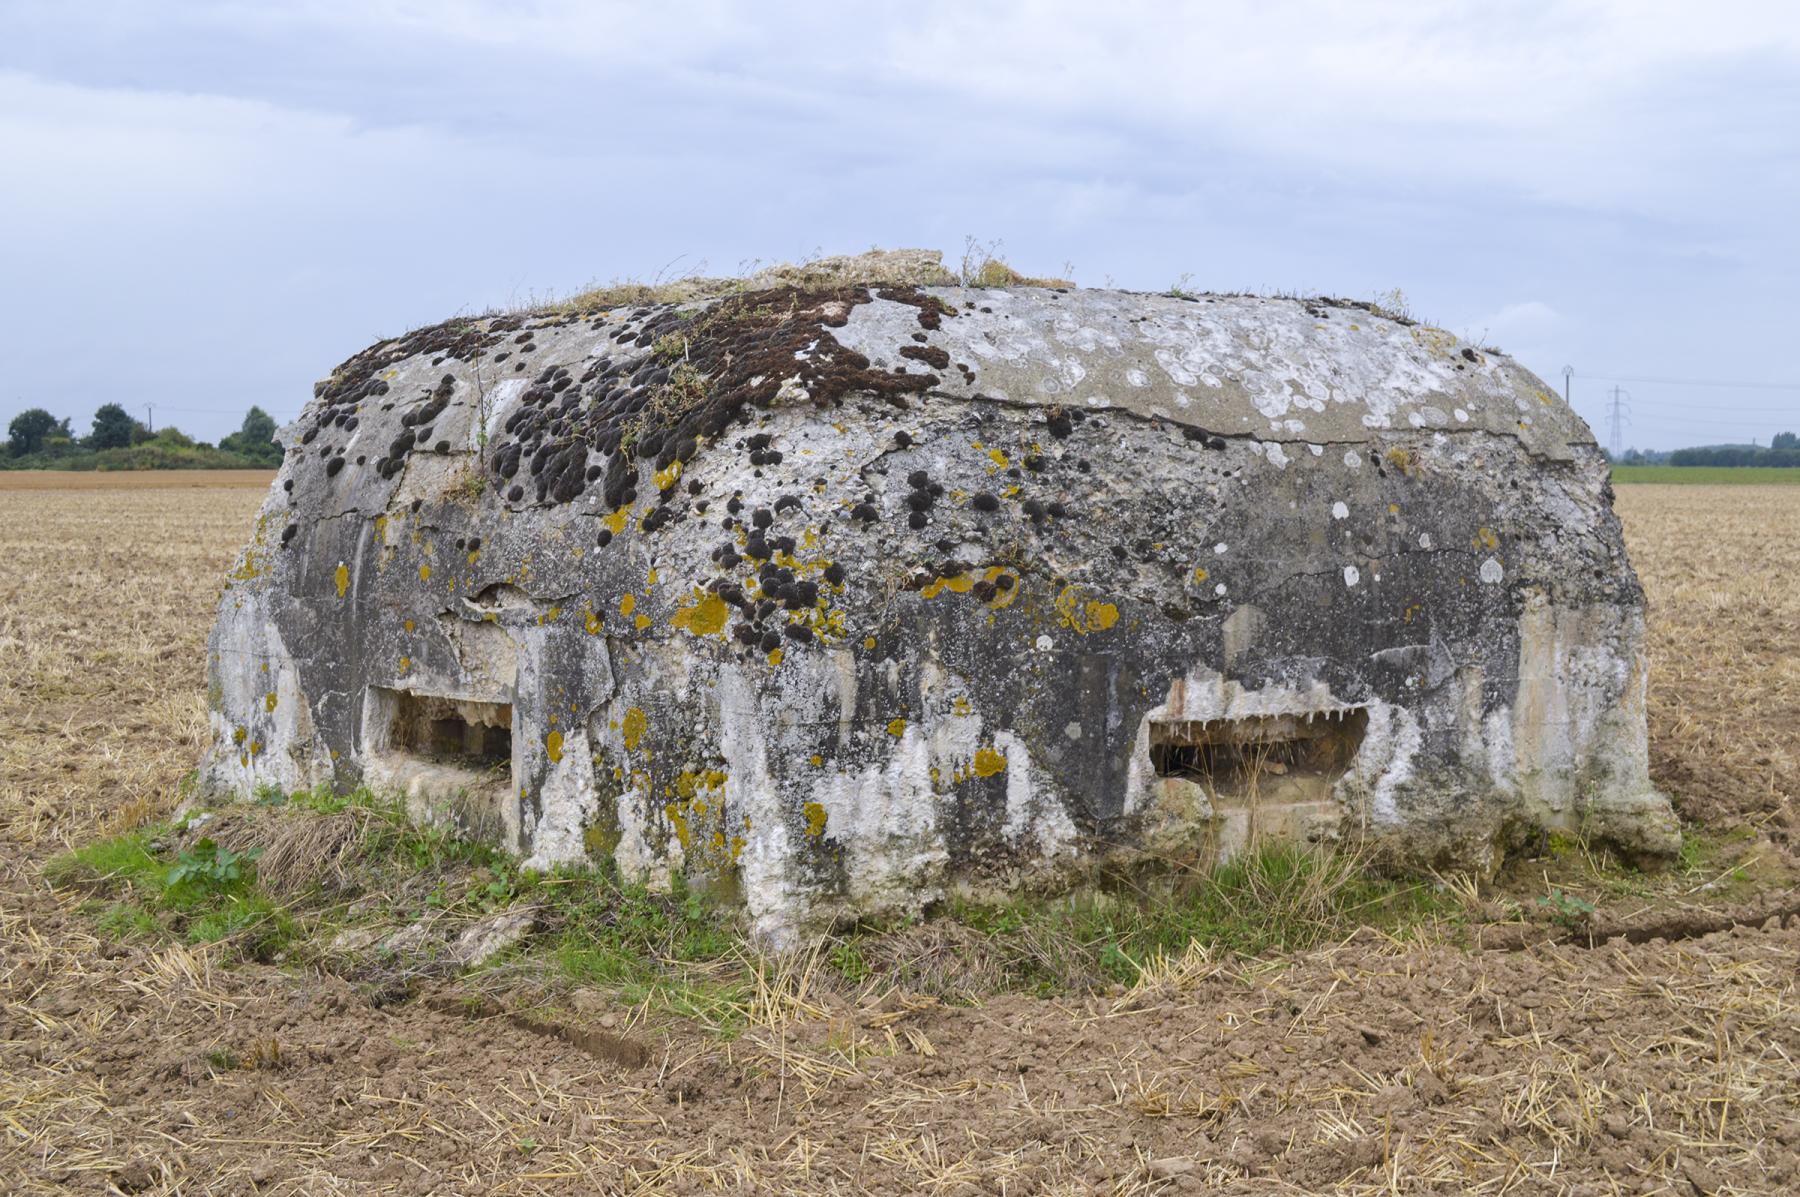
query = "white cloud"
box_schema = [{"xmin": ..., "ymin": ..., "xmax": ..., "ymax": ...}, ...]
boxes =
[{"xmin": 1478, "ymin": 301, "xmax": 1560, "ymax": 335}]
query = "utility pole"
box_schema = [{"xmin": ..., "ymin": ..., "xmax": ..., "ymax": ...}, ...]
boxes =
[
  {"xmin": 1561, "ymin": 365, "xmax": 1573, "ymax": 406},
  {"xmin": 1606, "ymin": 386, "xmax": 1630, "ymax": 459},
  {"xmin": 144, "ymin": 403, "xmax": 155, "ymax": 433}
]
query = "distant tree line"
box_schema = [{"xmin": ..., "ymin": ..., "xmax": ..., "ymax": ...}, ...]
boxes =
[
  {"xmin": 1667, "ymin": 431, "xmax": 1798, "ymax": 468},
  {"xmin": 3, "ymin": 404, "xmax": 284, "ymax": 469}
]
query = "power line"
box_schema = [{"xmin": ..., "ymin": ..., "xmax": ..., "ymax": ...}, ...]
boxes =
[
  {"xmin": 1573, "ymin": 370, "xmax": 1800, "ymax": 392},
  {"xmin": 1596, "ymin": 395, "xmax": 1799, "ymax": 414}
]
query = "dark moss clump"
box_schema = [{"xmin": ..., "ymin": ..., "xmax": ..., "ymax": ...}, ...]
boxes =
[{"xmin": 484, "ymin": 285, "xmax": 949, "ymax": 515}]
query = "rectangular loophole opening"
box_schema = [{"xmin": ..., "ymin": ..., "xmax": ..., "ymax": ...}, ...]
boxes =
[
  {"xmin": 389, "ymin": 693, "xmax": 513, "ymax": 770},
  {"xmin": 1151, "ymin": 708, "xmax": 1368, "ymax": 803}
]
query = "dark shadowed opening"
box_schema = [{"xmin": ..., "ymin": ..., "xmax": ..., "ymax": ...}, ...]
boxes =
[
  {"xmin": 389, "ymin": 691, "xmax": 513, "ymax": 769},
  {"xmin": 1151, "ymin": 709, "xmax": 1368, "ymax": 798}
]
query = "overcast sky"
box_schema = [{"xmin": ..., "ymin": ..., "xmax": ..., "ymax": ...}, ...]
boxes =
[{"xmin": 3, "ymin": 1, "xmax": 1796, "ymax": 451}]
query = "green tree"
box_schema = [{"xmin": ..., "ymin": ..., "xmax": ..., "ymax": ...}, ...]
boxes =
[
  {"xmin": 219, "ymin": 406, "xmax": 283, "ymax": 464},
  {"xmin": 90, "ymin": 403, "xmax": 140, "ymax": 450},
  {"xmin": 8, "ymin": 408, "xmax": 71, "ymax": 456},
  {"xmin": 1774, "ymin": 431, "xmax": 1798, "ymax": 451}
]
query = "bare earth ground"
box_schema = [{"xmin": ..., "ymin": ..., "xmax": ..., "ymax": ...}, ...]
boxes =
[{"xmin": 1, "ymin": 478, "xmax": 1796, "ymax": 1196}]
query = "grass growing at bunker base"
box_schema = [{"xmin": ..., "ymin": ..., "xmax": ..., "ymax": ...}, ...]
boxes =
[
  {"xmin": 887, "ymin": 844, "xmax": 1461, "ymax": 995},
  {"xmin": 49, "ymin": 783, "xmax": 1465, "ymax": 1017},
  {"xmin": 45, "ymin": 785, "xmax": 767, "ymax": 1025}
]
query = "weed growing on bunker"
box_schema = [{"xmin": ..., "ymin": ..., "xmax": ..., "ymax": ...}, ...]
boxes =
[
  {"xmin": 166, "ymin": 837, "xmax": 260, "ymax": 893},
  {"xmin": 956, "ymin": 235, "xmax": 1075, "ymax": 288},
  {"xmin": 1536, "ymin": 888, "xmax": 1597, "ymax": 932}
]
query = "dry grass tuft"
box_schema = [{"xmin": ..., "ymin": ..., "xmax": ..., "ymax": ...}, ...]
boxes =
[
  {"xmin": 555, "ymin": 247, "xmax": 964, "ymax": 313},
  {"xmin": 212, "ymin": 809, "xmax": 365, "ymax": 898}
]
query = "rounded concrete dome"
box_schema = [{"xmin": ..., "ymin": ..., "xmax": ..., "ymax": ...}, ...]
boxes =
[{"xmin": 204, "ymin": 251, "xmax": 1675, "ymax": 940}]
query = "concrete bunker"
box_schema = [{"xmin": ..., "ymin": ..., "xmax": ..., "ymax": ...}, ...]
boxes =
[{"xmin": 200, "ymin": 248, "xmax": 1679, "ymax": 942}]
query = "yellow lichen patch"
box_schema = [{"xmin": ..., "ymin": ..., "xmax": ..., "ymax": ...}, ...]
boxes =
[
  {"xmin": 887, "ymin": 717, "xmax": 907, "ymax": 737},
  {"xmin": 335, "ymin": 563, "xmax": 350, "ymax": 598},
  {"xmin": 545, "ymin": 730, "xmax": 564, "ymax": 763},
  {"xmin": 1055, "ymin": 585, "xmax": 1120, "ymax": 634},
  {"xmin": 634, "ymin": 613, "xmax": 651, "ymax": 631},
  {"xmin": 398, "ymin": 656, "xmax": 411, "ymax": 673},
  {"xmin": 952, "ymin": 695, "xmax": 972, "ymax": 717},
  {"xmin": 621, "ymin": 707, "xmax": 647, "ymax": 750},
  {"xmin": 673, "ymin": 767, "xmax": 728, "ymax": 799},
  {"xmin": 232, "ymin": 726, "xmax": 247, "ymax": 745},
  {"xmin": 404, "ymin": 618, "xmax": 415, "ymax": 633},
  {"xmin": 809, "ymin": 753, "xmax": 824, "ymax": 767},
  {"xmin": 619, "ymin": 593, "xmax": 636, "ymax": 617},
  {"xmin": 802, "ymin": 801, "xmax": 829, "ymax": 838},
  {"xmin": 766, "ymin": 647, "xmax": 783, "ymax": 666},
  {"xmin": 1476, "ymin": 527, "xmax": 1500, "ymax": 551},
  {"xmin": 972, "ymin": 746, "xmax": 1008, "ymax": 777},
  {"xmin": 671, "ymin": 590, "xmax": 729, "ymax": 638},
  {"xmin": 263, "ymin": 692, "xmax": 278, "ymax": 713},
  {"xmin": 863, "ymin": 636, "xmax": 877, "ymax": 650},
  {"xmin": 1193, "ymin": 566, "xmax": 1209, "ymax": 585},
  {"xmin": 987, "ymin": 446, "xmax": 1010, "ymax": 469},
  {"xmin": 646, "ymin": 567, "xmax": 659, "ymax": 588},
  {"xmin": 920, "ymin": 572, "xmax": 975, "ymax": 599},
  {"xmin": 584, "ymin": 608, "xmax": 602, "ymax": 635},
  {"xmin": 583, "ymin": 823, "xmax": 619, "ymax": 858},
  {"xmin": 418, "ymin": 563, "xmax": 432, "ymax": 582},
  {"xmin": 652, "ymin": 461, "xmax": 682, "ymax": 492},
  {"xmin": 1385, "ymin": 447, "xmax": 1414, "ymax": 475},
  {"xmin": 603, "ymin": 508, "xmax": 631, "ymax": 535},
  {"xmin": 664, "ymin": 802, "xmax": 692, "ymax": 849}
]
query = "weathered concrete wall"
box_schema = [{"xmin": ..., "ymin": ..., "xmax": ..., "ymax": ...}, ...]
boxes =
[{"xmin": 202, "ymin": 268, "xmax": 1677, "ymax": 940}]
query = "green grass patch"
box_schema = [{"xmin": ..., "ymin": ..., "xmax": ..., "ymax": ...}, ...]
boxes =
[
  {"xmin": 838, "ymin": 843, "xmax": 1463, "ymax": 996},
  {"xmin": 92, "ymin": 901, "xmax": 160, "ymax": 941},
  {"xmin": 46, "ymin": 822, "xmax": 293, "ymax": 958},
  {"xmin": 50, "ymin": 789, "xmax": 1471, "ymax": 1023},
  {"xmin": 1610, "ymin": 465, "xmax": 1800, "ymax": 484},
  {"xmin": 44, "ymin": 831, "xmax": 167, "ymax": 892},
  {"xmin": 185, "ymin": 894, "xmax": 294, "ymax": 955}
]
